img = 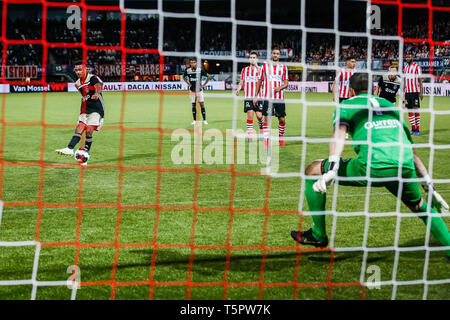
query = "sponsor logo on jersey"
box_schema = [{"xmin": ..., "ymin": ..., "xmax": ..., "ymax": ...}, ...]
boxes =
[
  {"xmin": 364, "ymin": 119, "xmax": 401, "ymax": 130},
  {"xmin": 268, "ymin": 74, "xmax": 283, "ymax": 81}
]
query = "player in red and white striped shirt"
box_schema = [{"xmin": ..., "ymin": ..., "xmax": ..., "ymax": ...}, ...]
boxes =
[
  {"xmin": 253, "ymin": 47, "xmax": 289, "ymax": 147},
  {"xmin": 235, "ymin": 52, "xmax": 264, "ymax": 142},
  {"xmin": 403, "ymin": 53, "xmax": 423, "ymax": 136},
  {"xmin": 332, "ymin": 56, "xmax": 356, "ymax": 102}
]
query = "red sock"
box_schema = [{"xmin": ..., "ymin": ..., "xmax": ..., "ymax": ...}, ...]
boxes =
[
  {"xmin": 246, "ymin": 119, "xmax": 253, "ymax": 137},
  {"xmin": 408, "ymin": 113, "xmax": 416, "ymax": 131},
  {"xmin": 278, "ymin": 122, "xmax": 286, "ymax": 137},
  {"xmin": 415, "ymin": 113, "xmax": 420, "ymax": 132},
  {"xmin": 263, "ymin": 122, "xmax": 270, "ymax": 139}
]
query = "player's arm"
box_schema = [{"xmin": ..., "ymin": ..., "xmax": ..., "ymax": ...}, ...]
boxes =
[
  {"xmin": 329, "ymin": 124, "xmax": 347, "ymax": 158},
  {"xmin": 274, "ymin": 66, "xmax": 289, "ymax": 93},
  {"xmin": 413, "ymin": 149, "xmax": 430, "ymax": 179},
  {"xmin": 236, "ymin": 69, "xmax": 245, "ymax": 96},
  {"xmin": 417, "ymin": 65, "xmax": 424, "ymax": 100},
  {"xmin": 375, "ymin": 76, "xmax": 382, "ymax": 96},
  {"xmin": 182, "ymin": 70, "xmax": 191, "ymax": 89},
  {"xmin": 395, "ymin": 86, "xmax": 401, "ymax": 107},
  {"xmin": 401, "ymin": 91, "xmax": 406, "ymax": 109},
  {"xmin": 235, "ymin": 79, "xmax": 244, "ymax": 96},
  {"xmin": 200, "ymin": 71, "xmax": 210, "ymax": 89},
  {"xmin": 274, "ymin": 79, "xmax": 288, "ymax": 93},
  {"xmin": 182, "ymin": 76, "xmax": 191, "ymax": 87},
  {"xmin": 401, "ymin": 76, "xmax": 406, "ymax": 109},
  {"xmin": 413, "ymin": 149, "xmax": 449, "ymax": 213},
  {"xmin": 418, "ymin": 77, "xmax": 423, "ymax": 100},
  {"xmin": 253, "ymin": 64, "xmax": 265, "ymax": 106},
  {"xmin": 332, "ymin": 75, "xmax": 338, "ymax": 102},
  {"xmin": 253, "ymin": 79, "xmax": 262, "ymax": 106},
  {"xmin": 91, "ymin": 77, "xmax": 102, "ymax": 100},
  {"xmin": 313, "ymin": 123, "xmax": 347, "ymax": 193}
]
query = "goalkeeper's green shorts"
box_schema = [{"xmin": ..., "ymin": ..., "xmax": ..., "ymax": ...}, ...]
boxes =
[{"xmin": 321, "ymin": 158, "xmax": 422, "ymax": 206}]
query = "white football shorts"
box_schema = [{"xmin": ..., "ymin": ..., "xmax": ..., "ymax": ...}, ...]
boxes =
[
  {"xmin": 189, "ymin": 91, "xmax": 204, "ymax": 103},
  {"xmin": 78, "ymin": 112, "xmax": 104, "ymax": 131}
]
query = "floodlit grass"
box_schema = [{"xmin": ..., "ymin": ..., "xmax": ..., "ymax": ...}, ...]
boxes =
[{"xmin": 0, "ymin": 91, "xmax": 448, "ymax": 300}]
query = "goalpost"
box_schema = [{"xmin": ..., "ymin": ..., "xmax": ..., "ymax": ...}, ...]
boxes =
[{"xmin": 0, "ymin": 0, "xmax": 448, "ymax": 300}]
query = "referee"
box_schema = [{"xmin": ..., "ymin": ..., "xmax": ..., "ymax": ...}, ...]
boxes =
[{"xmin": 375, "ymin": 65, "xmax": 401, "ymax": 104}]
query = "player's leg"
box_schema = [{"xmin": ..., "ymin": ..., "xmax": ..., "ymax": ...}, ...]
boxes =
[
  {"xmin": 84, "ymin": 126, "xmax": 95, "ymax": 152},
  {"xmin": 292, "ymin": 158, "xmax": 366, "ymax": 246},
  {"xmin": 414, "ymin": 108, "xmax": 420, "ymax": 135},
  {"xmin": 56, "ymin": 117, "xmax": 87, "ymax": 156},
  {"xmin": 190, "ymin": 92, "xmax": 197, "ymax": 124},
  {"xmin": 385, "ymin": 172, "xmax": 450, "ymax": 257},
  {"xmin": 278, "ymin": 116, "xmax": 286, "ymax": 146},
  {"xmin": 246, "ymin": 109, "xmax": 254, "ymax": 142},
  {"xmin": 244, "ymin": 100, "xmax": 254, "ymax": 141},
  {"xmin": 414, "ymin": 94, "xmax": 421, "ymax": 135},
  {"xmin": 405, "ymin": 93, "xmax": 417, "ymax": 134},
  {"xmin": 262, "ymin": 101, "xmax": 271, "ymax": 148},
  {"xmin": 80, "ymin": 113, "xmax": 102, "ymax": 165},
  {"xmin": 300, "ymin": 159, "xmax": 328, "ymax": 244},
  {"xmin": 198, "ymin": 92, "xmax": 207, "ymax": 124},
  {"xmin": 256, "ymin": 111, "xmax": 264, "ymax": 141},
  {"xmin": 253, "ymin": 100, "xmax": 264, "ymax": 139},
  {"xmin": 275, "ymin": 103, "xmax": 286, "ymax": 146},
  {"xmin": 256, "ymin": 110, "xmax": 264, "ymax": 131}
]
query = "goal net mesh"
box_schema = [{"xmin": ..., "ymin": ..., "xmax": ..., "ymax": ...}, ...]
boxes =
[{"xmin": 0, "ymin": 0, "xmax": 448, "ymax": 300}]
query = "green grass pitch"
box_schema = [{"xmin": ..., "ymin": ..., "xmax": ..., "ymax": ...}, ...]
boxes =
[{"xmin": 0, "ymin": 91, "xmax": 448, "ymax": 300}]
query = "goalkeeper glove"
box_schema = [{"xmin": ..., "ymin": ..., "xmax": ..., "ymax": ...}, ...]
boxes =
[
  {"xmin": 422, "ymin": 175, "xmax": 449, "ymax": 214},
  {"xmin": 313, "ymin": 155, "xmax": 340, "ymax": 194}
]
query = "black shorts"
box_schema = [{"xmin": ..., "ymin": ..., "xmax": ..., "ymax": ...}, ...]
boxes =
[
  {"xmin": 339, "ymin": 97, "xmax": 349, "ymax": 103},
  {"xmin": 262, "ymin": 100, "xmax": 286, "ymax": 117},
  {"xmin": 244, "ymin": 99, "xmax": 263, "ymax": 113},
  {"xmin": 405, "ymin": 92, "xmax": 420, "ymax": 109}
]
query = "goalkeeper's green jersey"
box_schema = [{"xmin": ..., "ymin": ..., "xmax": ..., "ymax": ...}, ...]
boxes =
[{"xmin": 333, "ymin": 93, "xmax": 415, "ymax": 170}]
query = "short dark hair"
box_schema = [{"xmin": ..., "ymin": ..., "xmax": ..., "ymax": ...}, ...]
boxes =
[
  {"xmin": 272, "ymin": 46, "xmax": 280, "ymax": 52},
  {"xmin": 249, "ymin": 51, "xmax": 258, "ymax": 57},
  {"xmin": 349, "ymin": 72, "xmax": 369, "ymax": 94},
  {"xmin": 73, "ymin": 59, "xmax": 84, "ymax": 66},
  {"xmin": 189, "ymin": 57, "xmax": 197, "ymax": 62},
  {"xmin": 346, "ymin": 56, "xmax": 355, "ymax": 61}
]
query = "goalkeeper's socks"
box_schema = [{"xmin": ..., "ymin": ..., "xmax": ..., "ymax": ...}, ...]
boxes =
[
  {"xmin": 201, "ymin": 107, "xmax": 206, "ymax": 120},
  {"xmin": 68, "ymin": 133, "xmax": 82, "ymax": 149},
  {"xmin": 305, "ymin": 179, "xmax": 327, "ymax": 240},
  {"xmin": 418, "ymin": 202, "xmax": 450, "ymax": 257},
  {"xmin": 246, "ymin": 119, "xmax": 253, "ymax": 138},
  {"xmin": 415, "ymin": 113, "xmax": 420, "ymax": 132},
  {"xmin": 84, "ymin": 136, "xmax": 93, "ymax": 151},
  {"xmin": 408, "ymin": 113, "xmax": 416, "ymax": 131},
  {"xmin": 192, "ymin": 104, "xmax": 197, "ymax": 120}
]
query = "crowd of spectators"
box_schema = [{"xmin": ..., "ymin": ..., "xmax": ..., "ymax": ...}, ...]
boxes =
[{"xmin": 3, "ymin": 11, "xmax": 450, "ymax": 81}]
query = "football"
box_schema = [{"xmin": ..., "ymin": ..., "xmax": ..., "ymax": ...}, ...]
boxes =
[{"xmin": 74, "ymin": 148, "xmax": 90, "ymax": 163}]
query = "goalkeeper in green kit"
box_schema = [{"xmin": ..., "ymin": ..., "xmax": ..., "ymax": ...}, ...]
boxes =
[{"xmin": 291, "ymin": 72, "xmax": 450, "ymax": 259}]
